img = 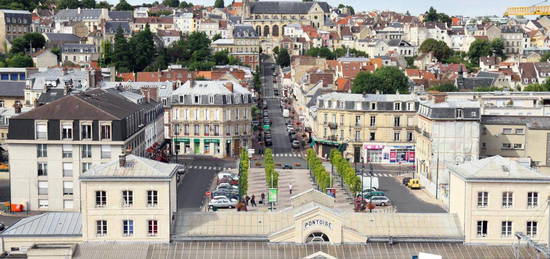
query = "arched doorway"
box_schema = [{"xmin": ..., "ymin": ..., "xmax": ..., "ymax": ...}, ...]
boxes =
[
  {"xmin": 263, "ymin": 25, "xmax": 270, "ymax": 36},
  {"xmin": 255, "ymin": 25, "xmax": 262, "ymax": 37},
  {"xmin": 305, "ymin": 232, "xmax": 330, "ymax": 243},
  {"xmin": 272, "ymin": 25, "xmax": 279, "ymax": 37},
  {"xmin": 281, "ymin": 25, "xmax": 286, "ymax": 36}
]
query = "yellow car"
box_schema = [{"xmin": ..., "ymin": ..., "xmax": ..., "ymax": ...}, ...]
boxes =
[{"xmin": 407, "ymin": 178, "xmax": 421, "ymax": 189}]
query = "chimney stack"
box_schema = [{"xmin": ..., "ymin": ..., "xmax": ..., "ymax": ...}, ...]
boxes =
[
  {"xmin": 224, "ymin": 82, "xmax": 234, "ymax": 92},
  {"xmin": 433, "ymin": 93, "xmax": 447, "ymax": 104},
  {"xmin": 119, "ymin": 154, "xmax": 127, "ymax": 167},
  {"xmin": 77, "ymin": 7, "xmax": 81, "ymax": 14},
  {"xmin": 14, "ymin": 102, "xmax": 22, "ymax": 114}
]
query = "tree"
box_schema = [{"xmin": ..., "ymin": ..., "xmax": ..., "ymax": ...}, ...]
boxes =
[
  {"xmin": 179, "ymin": 1, "xmax": 192, "ymax": 8},
  {"xmin": 490, "ymin": 38, "xmax": 506, "ymax": 59},
  {"xmin": 419, "ymin": 38, "xmax": 452, "ymax": 61},
  {"xmin": 80, "ymin": 0, "xmax": 96, "ymax": 8},
  {"xmin": 276, "ymin": 48, "xmax": 290, "ymax": 67},
  {"xmin": 10, "ymin": 33, "xmax": 46, "ymax": 55},
  {"xmin": 351, "ymin": 67, "xmax": 409, "ymax": 94},
  {"xmin": 129, "ymin": 24, "xmax": 155, "ymax": 72},
  {"xmin": 115, "ymin": 0, "xmax": 133, "ymax": 10},
  {"xmin": 424, "ymin": 6, "xmax": 451, "ymax": 24},
  {"xmin": 162, "ymin": 0, "xmax": 179, "ymax": 7},
  {"xmin": 428, "ymin": 83, "xmax": 458, "ymax": 92},
  {"xmin": 212, "ymin": 50, "xmax": 229, "ymax": 65},
  {"xmin": 97, "ymin": 1, "xmax": 110, "ymax": 8},
  {"xmin": 524, "ymin": 83, "xmax": 550, "ymax": 91},
  {"xmin": 5, "ymin": 54, "xmax": 33, "ymax": 67},
  {"xmin": 214, "ymin": 0, "xmax": 224, "ymax": 8},
  {"xmin": 540, "ymin": 52, "xmax": 550, "ymax": 62},
  {"xmin": 212, "ymin": 33, "xmax": 222, "ymax": 41},
  {"xmin": 468, "ymin": 39, "xmax": 492, "ymax": 66},
  {"xmin": 272, "ymin": 46, "xmax": 279, "ymax": 55},
  {"xmin": 56, "ymin": 0, "xmax": 80, "ymax": 9},
  {"xmin": 112, "ymin": 27, "xmax": 132, "ymax": 72}
]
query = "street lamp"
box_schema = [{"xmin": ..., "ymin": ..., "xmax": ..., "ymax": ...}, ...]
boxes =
[{"xmin": 360, "ymin": 157, "xmax": 364, "ymax": 199}]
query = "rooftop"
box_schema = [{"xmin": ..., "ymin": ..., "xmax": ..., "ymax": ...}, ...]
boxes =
[
  {"xmin": 0, "ymin": 81, "xmax": 24, "ymax": 97},
  {"xmin": 317, "ymin": 92, "xmax": 417, "ymax": 102},
  {"xmin": 0, "ymin": 212, "xmax": 81, "ymax": 237},
  {"xmin": 249, "ymin": 1, "xmax": 330, "ymax": 14},
  {"xmin": 80, "ymin": 154, "xmax": 179, "ymax": 181}
]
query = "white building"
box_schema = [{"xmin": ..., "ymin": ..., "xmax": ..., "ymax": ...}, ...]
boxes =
[{"xmin": 174, "ymin": 12, "xmax": 195, "ymax": 34}]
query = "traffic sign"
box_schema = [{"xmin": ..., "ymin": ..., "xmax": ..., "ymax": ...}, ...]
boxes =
[{"xmin": 268, "ymin": 188, "xmax": 278, "ymax": 203}]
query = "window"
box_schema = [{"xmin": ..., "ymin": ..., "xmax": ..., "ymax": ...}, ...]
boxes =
[
  {"xmin": 193, "ymin": 96, "xmax": 199, "ymax": 104},
  {"xmin": 214, "ymin": 125, "xmax": 220, "ymax": 136},
  {"xmin": 64, "ymin": 199, "xmax": 74, "ymax": 209},
  {"xmin": 527, "ymin": 221, "xmax": 538, "ymax": 237},
  {"xmin": 82, "ymin": 145, "xmax": 92, "ymax": 158},
  {"xmin": 370, "ymin": 132, "xmax": 375, "ymax": 141},
  {"xmin": 502, "ymin": 192, "xmax": 513, "ymax": 208},
  {"xmin": 100, "ymin": 124, "xmax": 111, "ymax": 140},
  {"xmin": 477, "ymin": 192, "xmax": 488, "ymax": 207},
  {"xmin": 501, "ymin": 221, "xmax": 512, "ymax": 237},
  {"xmin": 38, "ymin": 163, "xmax": 47, "ymax": 176},
  {"xmin": 123, "ymin": 220, "xmax": 134, "ymax": 236},
  {"xmin": 62, "ymin": 144, "xmax": 72, "ymax": 158},
  {"xmin": 82, "ymin": 162, "xmax": 92, "ymax": 173},
  {"xmin": 63, "ymin": 181, "xmax": 73, "ymax": 195},
  {"xmin": 184, "ymin": 124, "xmax": 190, "ymax": 135},
  {"xmin": 456, "ymin": 108, "xmax": 463, "ymax": 118},
  {"xmin": 38, "ymin": 181, "xmax": 48, "ymax": 195},
  {"xmin": 340, "ymin": 115, "xmax": 344, "ymax": 125},
  {"xmin": 95, "ymin": 191, "xmax": 106, "ymax": 207},
  {"xmin": 194, "ymin": 124, "xmax": 200, "ymax": 136},
  {"xmin": 38, "ymin": 199, "xmax": 48, "ymax": 208},
  {"xmin": 323, "ymin": 113, "xmax": 327, "ymax": 124},
  {"xmin": 204, "ymin": 125, "xmax": 210, "ymax": 136},
  {"xmin": 36, "ymin": 123, "xmax": 47, "ymax": 139},
  {"xmin": 37, "ymin": 144, "xmax": 47, "ymax": 157},
  {"xmin": 477, "ymin": 220, "xmax": 488, "ymax": 237},
  {"xmin": 515, "ymin": 128, "xmax": 524, "ymax": 134},
  {"xmin": 63, "ymin": 162, "xmax": 73, "ymax": 177},
  {"xmin": 81, "ymin": 123, "xmax": 92, "ymax": 139},
  {"xmin": 393, "ymin": 102, "xmax": 401, "ymax": 111},
  {"xmin": 355, "ymin": 116, "xmax": 361, "ymax": 126},
  {"xmin": 371, "ymin": 103, "xmax": 376, "ymax": 110},
  {"xmin": 502, "ymin": 143, "xmax": 511, "ymax": 149},
  {"xmin": 471, "ymin": 111, "xmax": 477, "ymax": 117},
  {"xmin": 528, "ymin": 192, "xmax": 538, "ymax": 207},
  {"xmin": 502, "ymin": 128, "xmax": 512, "ymax": 134},
  {"xmin": 370, "ymin": 116, "xmax": 376, "ymax": 126},
  {"xmin": 122, "ymin": 190, "xmax": 133, "ymax": 207},
  {"xmin": 393, "ymin": 132, "xmax": 400, "ymax": 141},
  {"xmin": 148, "ymin": 220, "xmax": 158, "ymax": 236},
  {"xmin": 407, "ymin": 102, "xmax": 414, "ymax": 111},
  {"xmin": 355, "ymin": 131, "xmax": 361, "ymax": 141},
  {"xmin": 394, "ymin": 117, "xmax": 400, "ymax": 127},
  {"xmin": 513, "ymin": 144, "xmax": 523, "ymax": 149},
  {"xmin": 407, "ymin": 132, "xmax": 413, "ymax": 142},
  {"xmin": 101, "ymin": 145, "xmax": 111, "ymax": 159},
  {"xmin": 147, "ymin": 190, "xmax": 158, "ymax": 207},
  {"xmin": 62, "ymin": 124, "xmax": 72, "ymax": 139},
  {"xmin": 96, "ymin": 220, "xmax": 107, "ymax": 236},
  {"xmin": 209, "ymin": 96, "xmax": 214, "ymax": 104}
]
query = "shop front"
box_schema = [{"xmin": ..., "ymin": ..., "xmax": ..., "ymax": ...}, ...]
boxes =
[
  {"xmin": 173, "ymin": 138, "xmax": 191, "ymax": 155},
  {"xmin": 311, "ymin": 138, "xmax": 346, "ymax": 159},
  {"xmin": 204, "ymin": 139, "xmax": 221, "ymax": 156},
  {"xmin": 363, "ymin": 144, "xmax": 415, "ymax": 165}
]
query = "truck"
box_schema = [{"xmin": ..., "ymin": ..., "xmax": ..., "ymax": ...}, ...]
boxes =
[
  {"xmin": 282, "ymin": 109, "xmax": 290, "ymax": 118},
  {"xmin": 247, "ymin": 148, "xmax": 255, "ymax": 159},
  {"xmin": 361, "ymin": 176, "xmax": 379, "ymax": 190}
]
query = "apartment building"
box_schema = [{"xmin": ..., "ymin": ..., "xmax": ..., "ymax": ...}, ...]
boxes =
[
  {"xmin": 7, "ymin": 88, "xmax": 164, "ymax": 211},
  {"xmin": 312, "ymin": 92, "xmax": 418, "ymax": 164},
  {"xmin": 480, "ymin": 116, "xmax": 550, "ymax": 173},
  {"xmin": 0, "ymin": 10, "xmax": 32, "ymax": 53},
  {"xmin": 449, "ymin": 156, "xmax": 550, "ymax": 244},
  {"xmin": 169, "ymin": 80, "xmax": 253, "ymax": 158},
  {"xmin": 61, "ymin": 44, "xmax": 98, "ymax": 66},
  {"xmin": 415, "ymin": 98, "xmax": 481, "ymax": 199},
  {"xmin": 211, "ymin": 25, "xmax": 260, "ymax": 70},
  {"xmin": 174, "ymin": 13, "xmax": 195, "ymax": 34},
  {"xmin": 81, "ymin": 154, "xmax": 178, "ymax": 242}
]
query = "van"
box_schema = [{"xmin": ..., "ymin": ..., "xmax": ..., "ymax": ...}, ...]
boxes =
[{"xmin": 407, "ymin": 178, "xmax": 421, "ymax": 189}]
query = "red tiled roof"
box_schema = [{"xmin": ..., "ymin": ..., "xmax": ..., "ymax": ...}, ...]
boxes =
[
  {"xmin": 118, "ymin": 72, "xmax": 136, "ymax": 82},
  {"xmin": 335, "ymin": 77, "xmax": 350, "ymax": 92}
]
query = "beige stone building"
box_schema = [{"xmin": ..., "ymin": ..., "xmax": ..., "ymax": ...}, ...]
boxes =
[
  {"xmin": 0, "ymin": 10, "xmax": 32, "ymax": 53},
  {"xmin": 449, "ymin": 156, "xmax": 550, "ymax": 244},
  {"xmin": 312, "ymin": 92, "xmax": 418, "ymax": 164},
  {"xmin": 169, "ymin": 80, "xmax": 253, "ymax": 158},
  {"xmin": 211, "ymin": 25, "xmax": 260, "ymax": 70}
]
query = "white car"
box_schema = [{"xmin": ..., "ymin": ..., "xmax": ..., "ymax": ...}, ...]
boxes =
[
  {"xmin": 216, "ymin": 182, "xmax": 239, "ymax": 190},
  {"xmin": 217, "ymin": 171, "xmax": 239, "ymax": 181},
  {"xmin": 209, "ymin": 196, "xmax": 238, "ymax": 209},
  {"xmin": 286, "ymin": 125, "xmax": 294, "ymax": 132},
  {"xmin": 366, "ymin": 196, "xmax": 391, "ymax": 206}
]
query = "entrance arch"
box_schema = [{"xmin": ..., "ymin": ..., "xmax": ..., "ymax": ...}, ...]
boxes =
[
  {"xmin": 255, "ymin": 25, "xmax": 262, "ymax": 36},
  {"xmin": 263, "ymin": 25, "xmax": 270, "ymax": 36},
  {"xmin": 272, "ymin": 25, "xmax": 279, "ymax": 37},
  {"xmin": 305, "ymin": 232, "xmax": 330, "ymax": 243}
]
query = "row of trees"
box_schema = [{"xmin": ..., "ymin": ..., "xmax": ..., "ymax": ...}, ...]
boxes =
[
  {"xmin": 263, "ymin": 148, "xmax": 279, "ymax": 188},
  {"xmin": 306, "ymin": 149, "xmax": 331, "ymax": 192},
  {"xmin": 330, "ymin": 149, "xmax": 361, "ymax": 194},
  {"xmin": 304, "ymin": 47, "xmax": 368, "ymax": 60},
  {"xmin": 238, "ymin": 149, "xmax": 249, "ymax": 197},
  {"xmin": 351, "ymin": 66, "xmax": 409, "ymax": 94}
]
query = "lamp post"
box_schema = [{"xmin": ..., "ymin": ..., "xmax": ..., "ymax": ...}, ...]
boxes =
[{"xmin": 360, "ymin": 157, "xmax": 364, "ymax": 199}]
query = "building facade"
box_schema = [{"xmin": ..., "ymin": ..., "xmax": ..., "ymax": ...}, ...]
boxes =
[
  {"xmin": 0, "ymin": 10, "xmax": 32, "ymax": 53},
  {"xmin": 61, "ymin": 44, "xmax": 98, "ymax": 66},
  {"xmin": 7, "ymin": 89, "xmax": 164, "ymax": 211},
  {"xmin": 169, "ymin": 80, "xmax": 253, "ymax": 158},
  {"xmin": 211, "ymin": 25, "xmax": 260, "ymax": 70}
]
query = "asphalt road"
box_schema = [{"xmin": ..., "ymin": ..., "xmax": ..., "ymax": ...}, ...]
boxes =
[
  {"xmin": 377, "ymin": 173, "xmax": 446, "ymax": 213},
  {"xmin": 175, "ymin": 156, "xmax": 236, "ymax": 211}
]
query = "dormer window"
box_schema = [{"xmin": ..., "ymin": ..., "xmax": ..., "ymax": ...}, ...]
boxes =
[
  {"xmin": 209, "ymin": 96, "xmax": 214, "ymax": 104},
  {"xmin": 193, "ymin": 96, "xmax": 200, "ymax": 104},
  {"xmin": 179, "ymin": 96, "xmax": 184, "ymax": 103},
  {"xmin": 371, "ymin": 102, "xmax": 377, "ymax": 110},
  {"xmin": 394, "ymin": 102, "xmax": 401, "ymax": 111}
]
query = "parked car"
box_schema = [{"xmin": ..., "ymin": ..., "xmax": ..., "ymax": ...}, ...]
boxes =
[
  {"xmin": 265, "ymin": 138, "xmax": 273, "ymax": 146},
  {"xmin": 288, "ymin": 128, "xmax": 296, "ymax": 134},
  {"xmin": 366, "ymin": 196, "xmax": 391, "ymax": 206},
  {"xmin": 263, "ymin": 111, "xmax": 269, "ymax": 116},
  {"xmin": 212, "ymin": 189, "xmax": 239, "ymax": 199},
  {"xmin": 209, "ymin": 196, "xmax": 238, "ymax": 209},
  {"xmin": 282, "ymin": 164, "xmax": 293, "ymax": 169},
  {"xmin": 286, "ymin": 125, "xmax": 294, "ymax": 131},
  {"xmin": 217, "ymin": 172, "xmax": 239, "ymax": 181},
  {"xmin": 291, "ymin": 140, "xmax": 301, "ymax": 149},
  {"xmin": 407, "ymin": 178, "xmax": 421, "ymax": 189},
  {"xmin": 289, "ymin": 133, "xmax": 297, "ymax": 140},
  {"xmin": 217, "ymin": 183, "xmax": 239, "ymax": 190},
  {"xmin": 363, "ymin": 191, "xmax": 385, "ymax": 199},
  {"xmin": 251, "ymin": 120, "xmax": 259, "ymax": 127},
  {"xmin": 402, "ymin": 177, "xmax": 412, "ymax": 186}
]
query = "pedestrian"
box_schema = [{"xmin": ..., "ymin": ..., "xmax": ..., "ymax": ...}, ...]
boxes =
[
  {"xmin": 251, "ymin": 195, "xmax": 257, "ymax": 207},
  {"xmin": 260, "ymin": 193, "xmax": 265, "ymax": 205},
  {"xmin": 245, "ymin": 195, "xmax": 250, "ymax": 206},
  {"xmin": 289, "ymin": 183, "xmax": 293, "ymax": 195}
]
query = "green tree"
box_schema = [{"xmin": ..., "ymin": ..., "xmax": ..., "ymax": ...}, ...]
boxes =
[
  {"xmin": 80, "ymin": 0, "xmax": 96, "ymax": 8},
  {"xmin": 419, "ymin": 38, "xmax": 452, "ymax": 61},
  {"xmin": 276, "ymin": 47, "xmax": 290, "ymax": 67},
  {"xmin": 352, "ymin": 67, "xmax": 409, "ymax": 94},
  {"xmin": 272, "ymin": 46, "xmax": 279, "ymax": 55},
  {"xmin": 97, "ymin": 1, "xmax": 110, "ymax": 8},
  {"xmin": 428, "ymin": 83, "xmax": 458, "ymax": 92},
  {"xmin": 162, "ymin": 0, "xmax": 179, "ymax": 7},
  {"xmin": 214, "ymin": 0, "xmax": 224, "ymax": 8},
  {"xmin": 115, "ymin": 0, "xmax": 133, "ymax": 10},
  {"xmin": 228, "ymin": 55, "xmax": 241, "ymax": 65},
  {"xmin": 468, "ymin": 39, "xmax": 492, "ymax": 66},
  {"xmin": 474, "ymin": 86, "xmax": 502, "ymax": 92},
  {"xmin": 212, "ymin": 50, "xmax": 229, "ymax": 65},
  {"xmin": 490, "ymin": 38, "xmax": 506, "ymax": 59},
  {"xmin": 129, "ymin": 24, "xmax": 155, "ymax": 72},
  {"xmin": 523, "ymin": 83, "xmax": 550, "ymax": 91},
  {"xmin": 424, "ymin": 6, "xmax": 451, "ymax": 24},
  {"xmin": 112, "ymin": 27, "xmax": 132, "ymax": 72},
  {"xmin": 56, "ymin": 0, "xmax": 80, "ymax": 9},
  {"xmin": 10, "ymin": 33, "xmax": 46, "ymax": 55},
  {"xmin": 5, "ymin": 54, "xmax": 33, "ymax": 67},
  {"xmin": 100, "ymin": 40, "xmax": 113, "ymax": 66},
  {"xmin": 179, "ymin": 1, "xmax": 192, "ymax": 8},
  {"xmin": 540, "ymin": 52, "xmax": 550, "ymax": 62},
  {"xmin": 212, "ymin": 33, "xmax": 222, "ymax": 41}
]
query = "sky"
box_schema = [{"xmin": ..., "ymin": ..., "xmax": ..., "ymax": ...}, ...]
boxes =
[{"xmin": 109, "ymin": 0, "xmax": 540, "ymax": 17}]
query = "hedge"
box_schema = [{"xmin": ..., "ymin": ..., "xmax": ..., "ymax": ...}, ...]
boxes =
[
  {"xmin": 330, "ymin": 149, "xmax": 362, "ymax": 193},
  {"xmin": 306, "ymin": 149, "xmax": 331, "ymax": 192},
  {"xmin": 264, "ymin": 148, "xmax": 279, "ymax": 188},
  {"xmin": 238, "ymin": 149, "xmax": 249, "ymax": 197}
]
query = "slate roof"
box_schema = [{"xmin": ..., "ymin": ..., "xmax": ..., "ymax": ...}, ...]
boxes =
[
  {"xmin": 233, "ymin": 25, "xmax": 258, "ymax": 38},
  {"xmin": 105, "ymin": 21, "xmax": 131, "ymax": 34},
  {"xmin": 44, "ymin": 33, "xmax": 81, "ymax": 42},
  {"xmin": 37, "ymin": 88, "xmax": 66, "ymax": 104},
  {"xmin": 81, "ymin": 154, "xmax": 179, "ymax": 180},
  {"xmin": 449, "ymin": 156, "xmax": 550, "ymax": 182},
  {"xmin": 0, "ymin": 212, "xmax": 81, "ymax": 237},
  {"xmin": 249, "ymin": 1, "xmax": 330, "ymax": 14},
  {"xmin": 54, "ymin": 8, "xmax": 102, "ymax": 20},
  {"xmin": 457, "ymin": 77, "xmax": 495, "ymax": 90},
  {"xmin": 108, "ymin": 11, "xmax": 133, "ymax": 21},
  {"xmin": 481, "ymin": 115, "xmax": 550, "ymax": 130},
  {"xmin": 387, "ymin": 39, "xmax": 413, "ymax": 47},
  {"xmin": 0, "ymin": 81, "xmax": 24, "ymax": 97}
]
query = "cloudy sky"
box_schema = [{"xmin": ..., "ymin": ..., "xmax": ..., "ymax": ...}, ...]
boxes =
[{"xmin": 110, "ymin": 0, "xmax": 538, "ymax": 17}]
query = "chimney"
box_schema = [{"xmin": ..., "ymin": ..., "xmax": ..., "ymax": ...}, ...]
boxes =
[
  {"xmin": 77, "ymin": 7, "xmax": 81, "ymax": 14},
  {"xmin": 119, "ymin": 154, "xmax": 127, "ymax": 167},
  {"xmin": 224, "ymin": 82, "xmax": 234, "ymax": 92},
  {"xmin": 433, "ymin": 93, "xmax": 447, "ymax": 104},
  {"xmin": 14, "ymin": 102, "xmax": 22, "ymax": 114}
]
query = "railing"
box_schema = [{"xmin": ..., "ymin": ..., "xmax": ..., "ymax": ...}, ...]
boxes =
[{"xmin": 328, "ymin": 122, "xmax": 338, "ymax": 129}]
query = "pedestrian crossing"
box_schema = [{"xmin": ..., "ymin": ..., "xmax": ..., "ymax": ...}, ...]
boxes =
[
  {"xmin": 273, "ymin": 153, "xmax": 303, "ymax": 158},
  {"xmin": 186, "ymin": 165, "xmax": 234, "ymax": 171},
  {"xmin": 367, "ymin": 173, "xmax": 392, "ymax": 177}
]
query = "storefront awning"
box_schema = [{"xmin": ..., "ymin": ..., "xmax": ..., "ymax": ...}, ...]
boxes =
[
  {"xmin": 204, "ymin": 139, "xmax": 221, "ymax": 144},
  {"xmin": 194, "ymin": 139, "xmax": 201, "ymax": 143},
  {"xmin": 174, "ymin": 138, "xmax": 190, "ymax": 144}
]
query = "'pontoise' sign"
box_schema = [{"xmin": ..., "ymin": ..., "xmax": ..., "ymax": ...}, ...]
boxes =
[{"xmin": 303, "ymin": 219, "xmax": 332, "ymax": 230}]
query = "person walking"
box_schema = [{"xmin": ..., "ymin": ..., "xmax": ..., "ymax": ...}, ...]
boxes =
[
  {"xmin": 260, "ymin": 193, "xmax": 265, "ymax": 205},
  {"xmin": 251, "ymin": 195, "xmax": 257, "ymax": 207},
  {"xmin": 289, "ymin": 183, "xmax": 293, "ymax": 195},
  {"xmin": 245, "ymin": 195, "xmax": 251, "ymax": 206}
]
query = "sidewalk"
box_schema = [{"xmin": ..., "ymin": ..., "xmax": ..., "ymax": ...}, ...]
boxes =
[{"xmin": 321, "ymin": 162, "xmax": 354, "ymax": 210}]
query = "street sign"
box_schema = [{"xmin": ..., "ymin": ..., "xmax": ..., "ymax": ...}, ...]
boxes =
[
  {"xmin": 205, "ymin": 192, "xmax": 211, "ymax": 197},
  {"xmin": 263, "ymin": 124, "xmax": 271, "ymax": 130},
  {"xmin": 268, "ymin": 188, "xmax": 278, "ymax": 203}
]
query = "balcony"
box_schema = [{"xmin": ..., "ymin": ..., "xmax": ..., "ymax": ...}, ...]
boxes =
[
  {"xmin": 328, "ymin": 122, "xmax": 338, "ymax": 129},
  {"xmin": 327, "ymin": 135, "xmax": 338, "ymax": 141}
]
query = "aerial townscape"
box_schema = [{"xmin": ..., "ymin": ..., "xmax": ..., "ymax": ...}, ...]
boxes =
[{"xmin": 1, "ymin": 0, "xmax": 550, "ymax": 258}]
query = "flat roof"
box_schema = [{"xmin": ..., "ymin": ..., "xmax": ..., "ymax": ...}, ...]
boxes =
[{"xmin": 1, "ymin": 212, "xmax": 81, "ymax": 237}]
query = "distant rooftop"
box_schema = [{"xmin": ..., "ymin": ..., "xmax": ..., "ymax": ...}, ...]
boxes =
[
  {"xmin": 0, "ymin": 212, "xmax": 81, "ymax": 237},
  {"xmin": 80, "ymin": 154, "xmax": 179, "ymax": 181}
]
